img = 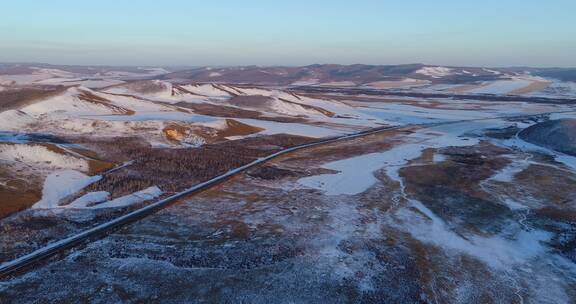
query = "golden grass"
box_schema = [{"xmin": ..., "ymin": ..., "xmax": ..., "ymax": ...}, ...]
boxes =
[
  {"xmin": 88, "ymin": 159, "xmax": 115, "ymax": 175},
  {"xmin": 509, "ymin": 81, "xmax": 550, "ymax": 95},
  {"xmin": 163, "ymin": 124, "xmax": 189, "ymax": 142},
  {"xmin": 0, "ymin": 179, "xmax": 41, "ymax": 218},
  {"xmin": 217, "ymin": 119, "xmax": 264, "ymax": 138}
]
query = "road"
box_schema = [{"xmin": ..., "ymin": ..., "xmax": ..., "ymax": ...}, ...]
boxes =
[{"xmin": 0, "ymin": 110, "xmax": 574, "ymax": 279}]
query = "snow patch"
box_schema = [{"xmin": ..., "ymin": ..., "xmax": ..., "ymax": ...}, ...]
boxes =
[
  {"xmin": 0, "ymin": 144, "xmax": 89, "ymax": 171},
  {"xmin": 416, "ymin": 66, "xmax": 454, "ymax": 78},
  {"xmin": 489, "ymin": 156, "xmax": 531, "ymax": 183},
  {"xmin": 298, "ymin": 121, "xmax": 495, "ymax": 195},
  {"xmin": 469, "ymin": 79, "xmax": 533, "ymax": 95},
  {"xmin": 89, "ymin": 186, "xmax": 162, "ymax": 209},
  {"xmin": 483, "ymin": 68, "xmax": 502, "ymax": 75},
  {"xmin": 180, "ymin": 84, "xmax": 232, "ymax": 98},
  {"xmin": 68, "ymin": 191, "xmax": 110, "ymax": 208},
  {"xmin": 82, "ymin": 111, "xmax": 216, "ymax": 123},
  {"xmin": 236, "ymin": 119, "xmax": 346, "ymax": 138},
  {"xmin": 0, "ymin": 110, "xmax": 35, "ymax": 130},
  {"xmin": 32, "ymin": 170, "xmax": 101, "ymax": 209},
  {"xmin": 359, "ymin": 103, "xmax": 492, "ymax": 125},
  {"xmin": 396, "ymin": 199, "xmax": 551, "ymax": 269},
  {"xmin": 495, "ymin": 136, "xmax": 576, "ymax": 172}
]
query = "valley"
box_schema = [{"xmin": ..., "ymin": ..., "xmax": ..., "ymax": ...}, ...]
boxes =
[{"xmin": 0, "ymin": 63, "xmax": 575, "ymax": 303}]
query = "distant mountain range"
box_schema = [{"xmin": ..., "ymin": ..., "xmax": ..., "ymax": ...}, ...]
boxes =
[
  {"xmin": 162, "ymin": 64, "xmax": 576, "ymax": 85},
  {"xmin": 2, "ymin": 63, "xmax": 576, "ymax": 86}
]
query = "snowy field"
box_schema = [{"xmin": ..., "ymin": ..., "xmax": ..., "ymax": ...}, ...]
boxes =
[{"xmin": 1, "ymin": 65, "xmax": 576, "ymax": 303}]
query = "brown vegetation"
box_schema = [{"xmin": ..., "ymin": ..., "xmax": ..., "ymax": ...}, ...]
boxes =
[
  {"xmin": 162, "ymin": 124, "xmax": 189, "ymax": 142},
  {"xmin": 213, "ymin": 119, "xmax": 264, "ymax": 139},
  {"xmin": 509, "ymin": 81, "xmax": 550, "ymax": 95},
  {"xmin": 227, "ymin": 95, "xmax": 273, "ymax": 108},
  {"xmin": 77, "ymin": 90, "xmax": 135, "ymax": 115},
  {"xmin": 0, "ymin": 165, "xmax": 42, "ymax": 219},
  {"xmin": 0, "ymin": 179, "xmax": 41, "ymax": 218},
  {"xmin": 246, "ymin": 165, "xmax": 299, "ymax": 180},
  {"xmin": 280, "ymin": 128, "xmax": 410, "ymax": 168},
  {"xmin": 74, "ymin": 136, "xmax": 151, "ymax": 163},
  {"xmin": 400, "ymin": 143, "xmax": 515, "ymax": 234},
  {"xmin": 163, "ymin": 119, "xmax": 263, "ymax": 144},
  {"xmin": 84, "ymin": 134, "xmax": 315, "ymax": 198},
  {"xmin": 88, "ymin": 160, "xmax": 116, "ymax": 175},
  {"xmin": 176, "ymin": 102, "xmax": 306, "ymax": 123},
  {"xmin": 536, "ymin": 207, "xmax": 576, "ymax": 222},
  {"xmin": 0, "ymin": 86, "xmax": 67, "ymax": 111},
  {"xmin": 404, "ymin": 143, "xmax": 510, "ymax": 199},
  {"xmin": 512, "ymin": 164, "xmax": 576, "ymax": 207},
  {"xmin": 178, "ymin": 102, "xmax": 261, "ymax": 118}
]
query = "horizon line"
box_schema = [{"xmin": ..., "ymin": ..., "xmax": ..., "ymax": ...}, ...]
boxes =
[{"xmin": 1, "ymin": 61, "xmax": 575, "ymax": 70}]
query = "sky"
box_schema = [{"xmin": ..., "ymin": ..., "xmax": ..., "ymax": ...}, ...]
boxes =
[{"xmin": 1, "ymin": 0, "xmax": 575, "ymax": 67}]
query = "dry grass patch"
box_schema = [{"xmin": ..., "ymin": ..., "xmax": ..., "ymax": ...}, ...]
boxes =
[
  {"xmin": 0, "ymin": 179, "xmax": 41, "ymax": 218},
  {"xmin": 0, "ymin": 166, "xmax": 42, "ymax": 219},
  {"xmin": 0, "ymin": 86, "xmax": 67, "ymax": 111},
  {"xmin": 177, "ymin": 102, "xmax": 305, "ymax": 123},
  {"xmin": 216, "ymin": 119, "xmax": 264, "ymax": 139},
  {"xmin": 280, "ymin": 128, "xmax": 412, "ymax": 168},
  {"xmin": 513, "ymin": 164, "xmax": 576, "ymax": 208},
  {"xmin": 509, "ymin": 81, "xmax": 550, "ymax": 95},
  {"xmin": 88, "ymin": 159, "xmax": 115, "ymax": 175},
  {"xmin": 84, "ymin": 134, "xmax": 315, "ymax": 198},
  {"xmin": 162, "ymin": 124, "xmax": 190, "ymax": 142}
]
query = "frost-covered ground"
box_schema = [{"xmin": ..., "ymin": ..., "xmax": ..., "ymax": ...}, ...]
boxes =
[
  {"xmin": 1, "ymin": 67, "xmax": 576, "ymax": 303},
  {"xmin": 2, "ymin": 112, "xmax": 576, "ymax": 303},
  {"xmin": 384, "ymin": 71, "xmax": 575, "ymax": 99}
]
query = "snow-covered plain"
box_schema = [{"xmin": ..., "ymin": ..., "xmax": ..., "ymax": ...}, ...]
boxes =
[
  {"xmin": 81, "ymin": 111, "xmax": 216, "ymax": 123},
  {"xmin": 358, "ymin": 103, "xmax": 493, "ymax": 125},
  {"xmin": 2, "ymin": 66, "xmax": 576, "ymax": 302},
  {"xmin": 292, "ymin": 114, "xmax": 576, "ymax": 302},
  {"xmin": 297, "ymin": 120, "xmax": 505, "ymax": 195},
  {"xmin": 468, "ymin": 79, "xmax": 533, "ymax": 95},
  {"xmin": 396, "ymin": 199, "xmax": 552, "ymax": 269}
]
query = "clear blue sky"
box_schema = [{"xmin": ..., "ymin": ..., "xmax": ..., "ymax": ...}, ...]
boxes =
[{"xmin": 1, "ymin": 0, "xmax": 575, "ymax": 67}]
